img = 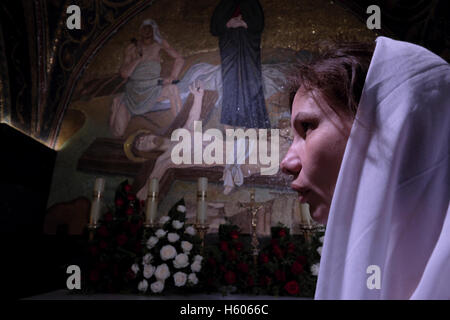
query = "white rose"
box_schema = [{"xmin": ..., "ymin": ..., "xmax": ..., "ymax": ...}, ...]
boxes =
[
  {"xmin": 188, "ymin": 273, "xmax": 199, "ymax": 285},
  {"xmin": 311, "ymin": 263, "xmax": 320, "ymax": 276},
  {"xmin": 317, "ymin": 246, "xmax": 323, "ymax": 256},
  {"xmin": 185, "ymin": 226, "xmax": 196, "ymax": 236},
  {"xmin": 154, "ymin": 264, "xmax": 170, "ymax": 281},
  {"xmin": 143, "ymin": 264, "xmax": 155, "ymax": 279},
  {"xmin": 131, "ymin": 263, "xmax": 139, "ymax": 274},
  {"xmin": 177, "ymin": 205, "xmax": 186, "ymax": 213},
  {"xmin": 150, "ymin": 280, "xmax": 164, "ymax": 293},
  {"xmin": 181, "ymin": 241, "xmax": 193, "ymax": 253},
  {"xmin": 319, "ymin": 236, "xmax": 324, "ymax": 244},
  {"xmin": 146, "ymin": 236, "xmax": 159, "ymax": 249},
  {"xmin": 173, "ymin": 272, "xmax": 187, "ymax": 287},
  {"xmin": 159, "ymin": 216, "xmax": 170, "ymax": 224},
  {"xmin": 155, "ymin": 229, "xmax": 167, "ymax": 238},
  {"xmin": 172, "ymin": 220, "xmax": 184, "ymax": 230},
  {"xmin": 168, "ymin": 232, "xmax": 180, "ymax": 243},
  {"xmin": 137, "ymin": 279, "xmax": 148, "ymax": 293},
  {"xmin": 173, "ymin": 253, "xmax": 189, "ymax": 269},
  {"xmin": 191, "ymin": 260, "xmax": 202, "ymax": 273},
  {"xmin": 160, "ymin": 245, "xmax": 177, "ymax": 261},
  {"xmin": 143, "ymin": 253, "xmax": 153, "ymax": 265},
  {"xmin": 194, "ymin": 255, "xmax": 203, "ymax": 263}
]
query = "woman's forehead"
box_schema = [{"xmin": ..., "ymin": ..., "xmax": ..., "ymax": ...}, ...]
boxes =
[{"xmin": 292, "ymin": 90, "xmax": 321, "ymax": 115}]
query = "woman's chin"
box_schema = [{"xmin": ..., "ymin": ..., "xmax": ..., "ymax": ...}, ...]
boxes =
[{"xmin": 309, "ymin": 202, "xmax": 329, "ymax": 225}]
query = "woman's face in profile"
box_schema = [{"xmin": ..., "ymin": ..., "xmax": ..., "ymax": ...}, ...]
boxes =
[{"xmin": 281, "ymin": 88, "xmax": 353, "ymax": 224}]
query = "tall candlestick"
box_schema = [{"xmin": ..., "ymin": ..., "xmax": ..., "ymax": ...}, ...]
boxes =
[
  {"xmin": 89, "ymin": 177, "xmax": 105, "ymax": 227},
  {"xmin": 145, "ymin": 178, "xmax": 159, "ymax": 226},
  {"xmin": 197, "ymin": 177, "xmax": 208, "ymax": 224}
]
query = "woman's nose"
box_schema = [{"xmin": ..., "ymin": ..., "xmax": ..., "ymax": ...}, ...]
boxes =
[{"xmin": 281, "ymin": 145, "xmax": 302, "ymax": 177}]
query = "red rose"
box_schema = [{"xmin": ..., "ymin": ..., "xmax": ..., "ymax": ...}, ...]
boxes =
[
  {"xmin": 224, "ymin": 271, "xmax": 236, "ymax": 284},
  {"xmin": 275, "ymin": 269, "xmax": 286, "ymax": 282},
  {"xmin": 99, "ymin": 240, "xmax": 108, "ymax": 249},
  {"xmin": 230, "ymin": 230, "xmax": 239, "ymax": 240},
  {"xmin": 284, "ymin": 280, "xmax": 300, "ymax": 295},
  {"xmin": 104, "ymin": 212, "xmax": 113, "ymax": 222},
  {"xmin": 272, "ymin": 245, "xmax": 283, "ymax": 258},
  {"xmin": 126, "ymin": 207, "xmax": 134, "ymax": 216},
  {"xmin": 124, "ymin": 184, "xmax": 132, "ymax": 192},
  {"xmin": 235, "ymin": 242, "xmax": 243, "ymax": 251},
  {"xmin": 130, "ymin": 221, "xmax": 141, "ymax": 235},
  {"xmin": 278, "ymin": 229, "xmax": 286, "ymax": 238},
  {"xmin": 271, "ymin": 239, "xmax": 279, "ymax": 247},
  {"xmin": 237, "ymin": 262, "xmax": 249, "ymax": 273},
  {"xmin": 228, "ymin": 249, "xmax": 237, "ymax": 261},
  {"xmin": 220, "ymin": 241, "xmax": 229, "ymax": 252},
  {"xmin": 140, "ymin": 200, "xmax": 145, "ymax": 208},
  {"xmin": 287, "ymin": 242, "xmax": 296, "ymax": 253},
  {"xmin": 127, "ymin": 194, "xmax": 136, "ymax": 201},
  {"xmin": 260, "ymin": 253, "xmax": 269, "ymax": 264},
  {"xmin": 247, "ymin": 276, "xmax": 254, "ymax": 287},
  {"xmin": 126, "ymin": 269, "xmax": 135, "ymax": 280},
  {"xmin": 98, "ymin": 226, "xmax": 108, "ymax": 237},
  {"xmin": 220, "ymin": 265, "xmax": 227, "ymax": 273},
  {"xmin": 115, "ymin": 198, "xmax": 124, "ymax": 207},
  {"xmin": 296, "ymin": 255, "xmax": 307, "ymax": 265},
  {"xmin": 89, "ymin": 270, "xmax": 99, "ymax": 282},
  {"xmin": 260, "ymin": 276, "xmax": 272, "ymax": 286},
  {"xmin": 117, "ymin": 234, "xmax": 128, "ymax": 246},
  {"xmin": 291, "ymin": 261, "xmax": 304, "ymax": 275}
]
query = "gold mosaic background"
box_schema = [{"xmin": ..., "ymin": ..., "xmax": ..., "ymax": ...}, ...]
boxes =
[
  {"xmin": 51, "ymin": 0, "xmax": 378, "ymax": 230},
  {"xmin": 82, "ymin": 0, "xmax": 376, "ymax": 81}
]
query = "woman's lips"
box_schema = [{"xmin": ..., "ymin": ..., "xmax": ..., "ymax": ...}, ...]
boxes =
[{"xmin": 298, "ymin": 190, "xmax": 310, "ymax": 204}]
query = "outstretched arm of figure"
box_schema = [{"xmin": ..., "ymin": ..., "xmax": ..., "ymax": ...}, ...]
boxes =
[
  {"xmin": 161, "ymin": 39, "xmax": 185, "ymax": 85},
  {"xmin": 184, "ymin": 80, "xmax": 205, "ymax": 131},
  {"xmin": 119, "ymin": 43, "xmax": 143, "ymax": 79}
]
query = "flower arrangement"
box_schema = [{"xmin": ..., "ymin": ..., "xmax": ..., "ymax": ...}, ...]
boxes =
[
  {"xmin": 84, "ymin": 181, "xmax": 324, "ymax": 297},
  {"xmin": 202, "ymin": 223, "xmax": 257, "ymax": 295},
  {"xmin": 131, "ymin": 198, "xmax": 203, "ymax": 295},
  {"xmin": 257, "ymin": 224, "xmax": 323, "ymax": 297},
  {"xmin": 85, "ymin": 180, "xmax": 144, "ymax": 293}
]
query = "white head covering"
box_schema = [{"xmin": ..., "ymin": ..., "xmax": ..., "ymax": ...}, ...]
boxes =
[
  {"xmin": 315, "ymin": 37, "xmax": 450, "ymax": 299},
  {"xmin": 140, "ymin": 19, "xmax": 163, "ymax": 44}
]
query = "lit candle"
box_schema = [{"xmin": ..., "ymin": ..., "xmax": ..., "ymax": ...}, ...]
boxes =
[
  {"xmin": 300, "ymin": 203, "xmax": 312, "ymax": 227},
  {"xmin": 197, "ymin": 177, "xmax": 208, "ymax": 224},
  {"xmin": 94, "ymin": 178, "xmax": 105, "ymax": 193},
  {"xmin": 89, "ymin": 177, "xmax": 105, "ymax": 226},
  {"xmin": 145, "ymin": 178, "xmax": 159, "ymax": 224},
  {"xmin": 198, "ymin": 177, "xmax": 208, "ymax": 192}
]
